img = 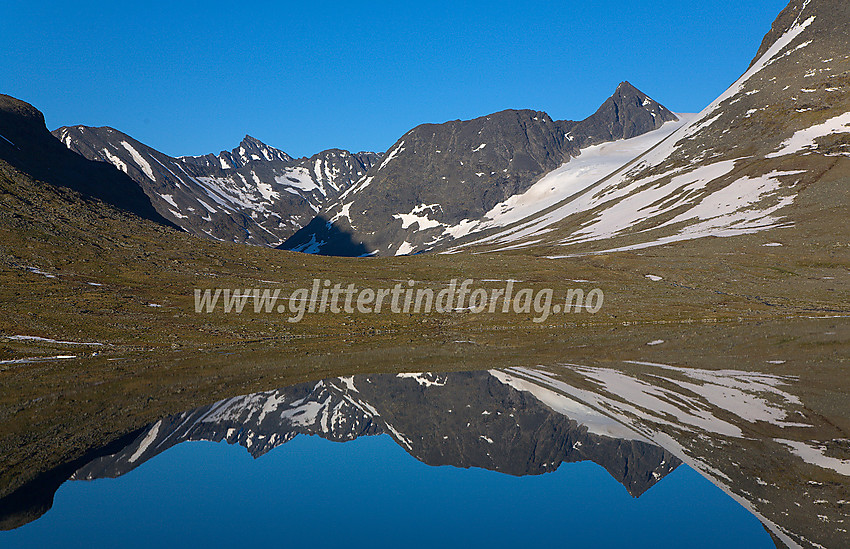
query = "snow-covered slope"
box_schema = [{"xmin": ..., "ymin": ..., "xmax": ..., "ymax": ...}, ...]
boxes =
[
  {"xmin": 453, "ymin": 0, "xmax": 849, "ymax": 256},
  {"xmin": 53, "ymin": 127, "xmax": 380, "ymax": 246},
  {"xmin": 441, "ymin": 115, "xmax": 695, "ymax": 240}
]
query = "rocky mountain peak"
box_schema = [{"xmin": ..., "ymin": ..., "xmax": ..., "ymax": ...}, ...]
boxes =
[
  {"xmin": 282, "ymin": 82, "xmax": 680, "ymax": 257},
  {"xmin": 229, "ymin": 134, "xmax": 292, "ymax": 167},
  {"xmin": 572, "ymin": 81, "xmax": 679, "ymax": 144}
]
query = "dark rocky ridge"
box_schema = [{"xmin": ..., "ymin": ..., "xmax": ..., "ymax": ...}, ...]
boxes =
[{"xmin": 281, "ymin": 82, "xmax": 677, "ymax": 256}]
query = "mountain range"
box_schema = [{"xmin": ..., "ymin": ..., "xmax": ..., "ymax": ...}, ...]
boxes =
[
  {"xmin": 54, "ymin": 126, "xmax": 380, "ymax": 246},
  {"xmin": 0, "ymin": 1, "xmax": 845, "ymax": 263},
  {"xmin": 44, "ymin": 0, "xmax": 847, "ymax": 261},
  {"xmin": 51, "ymin": 82, "xmax": 677, "ymax": 255}
]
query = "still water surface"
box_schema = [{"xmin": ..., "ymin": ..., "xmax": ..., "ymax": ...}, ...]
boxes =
[
  {"xmin": 4, "ymin": 436, "xmax": 774, "ymax": 548},
  {"xmin": 0, "ymin": 371, "xmax": 775, "ymax": 548}
]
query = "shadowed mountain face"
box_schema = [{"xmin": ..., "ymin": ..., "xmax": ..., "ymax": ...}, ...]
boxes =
[
  {"xmin": 279, "ymin": 214, "xmax": 371, "ymax": 257},
  {"xmin": 0, "ymin": 371, "xmax": 681, "ymax": 530},
  {"xmin": 53, "ymin": 126, "xmax": 381, "ymax": 246},
  {"xmin": 281, "ymin": 82, "xmax": 678, "ymax": 257},
  {"xmin": 0, "ymin": 95, "xmax": 173, "ymax": 228}
]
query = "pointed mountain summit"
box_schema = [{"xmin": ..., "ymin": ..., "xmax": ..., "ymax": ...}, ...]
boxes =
[
  {"xmin": 182, "ymin": 134, "xmax": 293, "ymax": 171},
  {"xmin": 235, "ymin": 134, "xmax": 293, "ymax": 164},
  {"xmin": 573, "ymin": 81, "xmax": 678, "ymax": 143},
  {"xmin": 281, "ymin": 83, "xmax": 682, "ymax": 256}
]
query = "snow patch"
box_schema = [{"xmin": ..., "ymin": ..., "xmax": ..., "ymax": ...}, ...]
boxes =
[
  {"xmin": 101, "ymin": 148, "xmax": 128, "ymax": 174},
  {"xmin": 120, "ymin": 141, "xmax": 156, "ymax": 181},
  {"xmin": 393, "ymin": 203, "xmax": 443, "ymax": 231},
  {"xmin": 5, "ymin": 335, "xmax": 103, "ymax": 346},
  {"xmin": 291, "ymin": 234, "xmax": 325, "ymax": 254},
  {"xmin": 395, "ymin": 241, "xmax": 416, "ymax": 256},
  {"xmin": 766, "ymin": 112, "xmax": 850, "ymax": 158},
  {"xmin": 775, "ymin": 439, "xmax": 850, "ymax": 477},
  {"xmin": 379, "ymin": 141, "xmax": 405, "ymax": 170},
  {"xmin": 128, "ymin": 420, "xmax": 162, "ymax": 463},
  {"xmin": 275, "ymin": 167, "xmax": 319, "ymax": 193},
  {"xmin": 26, "ymin": 267, "xmax": 56, "ymax": 279},
  {"xmin": 396, "ymin": 372, "xmax": 447, "ymax": 387},
  {"xmin": 160, "ymin": 194, "xmax": 179, "ymax": 208}
]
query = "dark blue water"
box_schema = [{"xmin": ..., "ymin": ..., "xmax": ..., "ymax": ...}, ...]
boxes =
[{"xmin": 2, "ymin": 434, "xmax": 773, "ymax": 548}]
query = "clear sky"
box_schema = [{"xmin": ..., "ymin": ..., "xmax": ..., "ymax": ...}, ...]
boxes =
[{"xmin": 1, "ymin": 0, "xmax": 789, "ymax": 158}]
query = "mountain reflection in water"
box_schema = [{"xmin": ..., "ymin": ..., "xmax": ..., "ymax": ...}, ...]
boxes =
[
  {"xmin": 74, "ymin": 371, "xmax": 681, "ymax": 496},
  {"xmin": 2, "ymin": 368, "xmax": 817, "ymax": 549}
]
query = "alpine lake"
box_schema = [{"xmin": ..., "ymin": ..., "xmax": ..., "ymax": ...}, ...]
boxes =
[{"xmin": 1, "ymin": 315, "xmax": 847, "ymax": 549}]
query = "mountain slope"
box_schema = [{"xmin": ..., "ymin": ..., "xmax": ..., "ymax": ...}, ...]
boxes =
[
  {"xmin": 455, "ymin": 0, "xmax": 850, "ymax": 257},
  {"xmin": 0, "ymin": 95, "xmax": 172, "ymax": 228},
  {"xmin": 281, "ymin": 82, "xmax": 677, "ymax": 256},
  {"xmin": 54, "ymin": 126, "xmax": 380, "ymax": 246}
]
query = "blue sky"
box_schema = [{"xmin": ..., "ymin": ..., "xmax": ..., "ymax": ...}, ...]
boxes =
[{"xmin": 2, "ymin": 0, "xmax": 789, "ymax": 158}]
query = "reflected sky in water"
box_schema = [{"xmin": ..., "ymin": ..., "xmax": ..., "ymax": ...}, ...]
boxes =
[{"xmin": 4, "ymin": 435, "xmax": 773, "ymax": 548}]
